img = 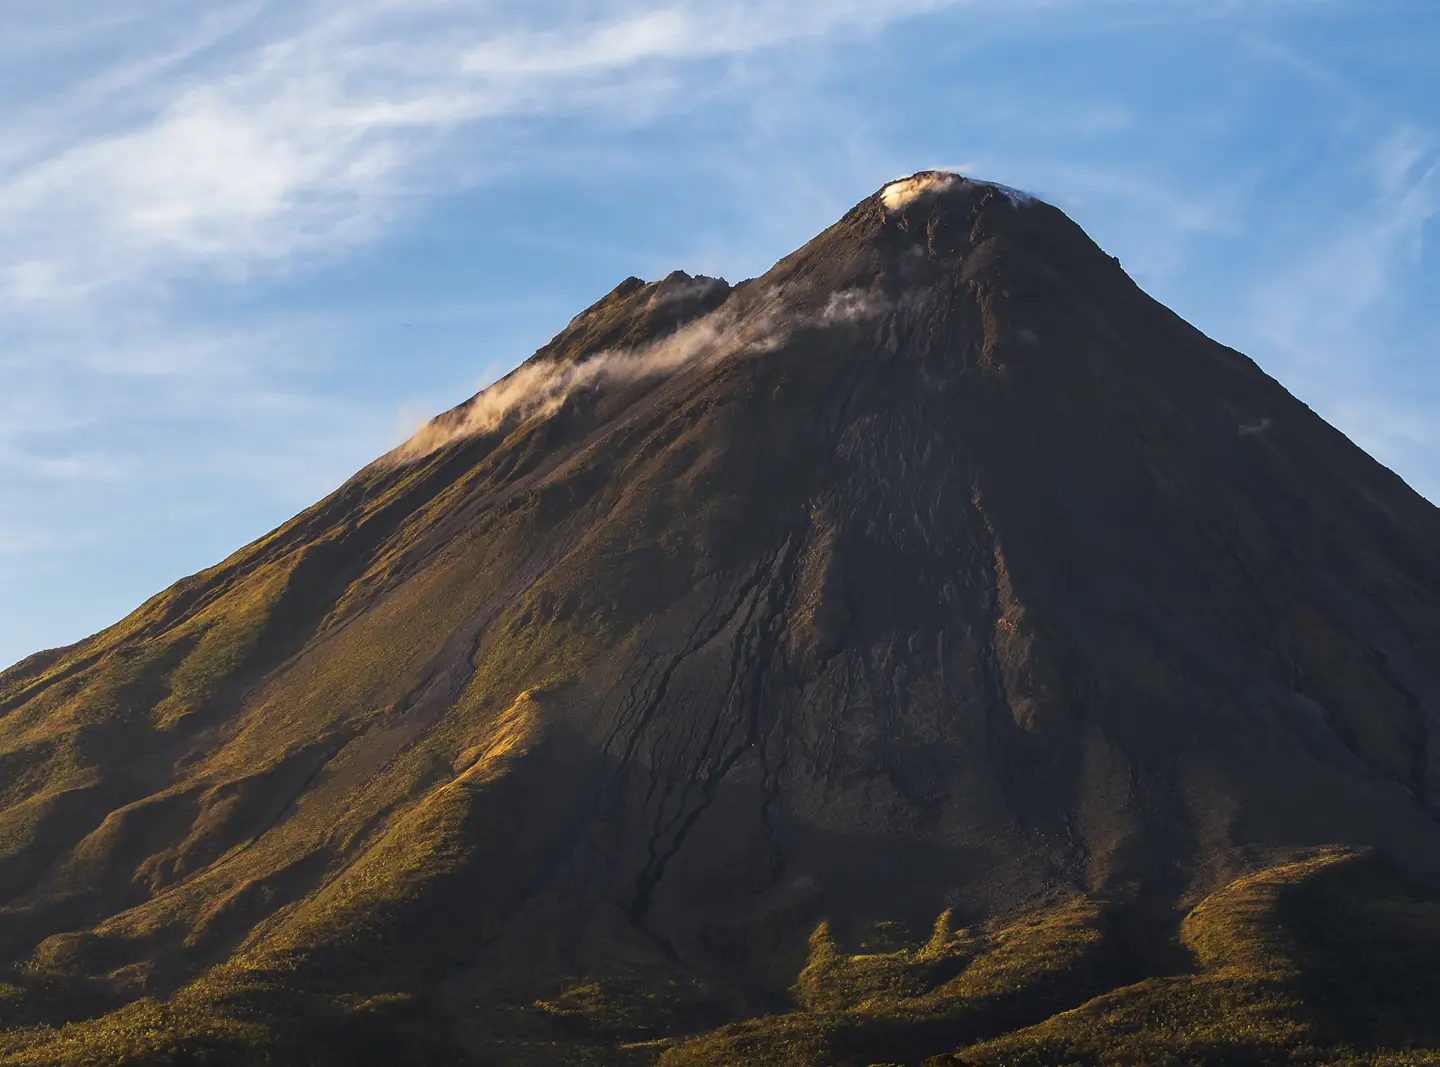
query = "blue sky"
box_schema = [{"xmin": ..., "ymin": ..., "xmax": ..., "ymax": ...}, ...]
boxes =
[{"xmin": 1, "ymin": 0, "xmax": 1437, "ymax": 669}]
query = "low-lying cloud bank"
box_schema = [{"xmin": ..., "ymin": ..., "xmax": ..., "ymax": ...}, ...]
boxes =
[
  {"xmin": 390, "ymin": 311, "xmax": 735, "ymax": 462},
  {"xmin": 388, "ymin": 282, "xmax": 890, "ymax": 464}
]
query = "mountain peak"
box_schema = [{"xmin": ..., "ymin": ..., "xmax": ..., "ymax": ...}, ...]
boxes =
[{"xmin": 878, "ymin": 170, "xmax": 1035, "ymax": 213}]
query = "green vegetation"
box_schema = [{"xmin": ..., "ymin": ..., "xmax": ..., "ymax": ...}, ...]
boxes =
[
  {"xmin": 650, "ymin": 850, "xmax": 1440, "ymax": 1067},
  {"xmin": 945, "ymin": 849, "xmax": 1440, "ymax": 1067},
  {"xmin": 18, "ymin": 845, "xmax": 1439, "ymax": 1066},
  {"xmin": 659, "ymin": 897, "xmax": 1119, "ymax": 1066}
]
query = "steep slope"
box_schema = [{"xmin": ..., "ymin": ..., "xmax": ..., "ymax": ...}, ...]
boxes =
[{"xmin": 1, "ymin": 172, "xmax": 1439, "ymax": 1065}]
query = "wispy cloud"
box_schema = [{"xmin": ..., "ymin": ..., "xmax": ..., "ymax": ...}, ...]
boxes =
[
  {"xmin": 0, "ymin": 446, "xmax": 131, "ymax": 484},
  {"xmin": 391, "ymin": 275, "xmax": 900, "ymax": 461},
  {"xmin": 2, "ymin": 0, "xmax": 1320, "ymax": 306},
  {"xmin": 0, "ymin": 0, "xmax": 973, "ymax": 304},
  {"xmin": 1234, "ymin": 32, "xmax": 1440, "ymax": 500},
  {"xmin": 1250, "ymin": 111, "xmax": 1438, "ymax": 364}
]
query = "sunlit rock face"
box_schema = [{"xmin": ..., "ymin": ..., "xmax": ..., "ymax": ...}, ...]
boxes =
[{"xmin": 2, "ymin": 172, "xmax": 1439, "ymax": 1066}]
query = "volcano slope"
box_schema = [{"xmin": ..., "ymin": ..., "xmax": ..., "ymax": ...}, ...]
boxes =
[{"xmin": 3, "ymin": 172, "xmax": 1440, "ymax": 1066}]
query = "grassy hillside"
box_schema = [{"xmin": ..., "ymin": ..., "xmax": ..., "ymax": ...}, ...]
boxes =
[{"xmin": 1, "ymin": 849, "xmax": 1437, "ymax": 1065}]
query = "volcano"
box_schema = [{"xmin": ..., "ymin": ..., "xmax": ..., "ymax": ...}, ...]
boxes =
[{"xmin": 2, "ymin": 173, "xmax": 1439, "ymax": 1066}]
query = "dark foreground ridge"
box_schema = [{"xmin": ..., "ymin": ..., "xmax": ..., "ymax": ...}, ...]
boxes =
[{"xmin": 2, "ymin": 172, "xmax": 1439, "ymax": 1066}]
